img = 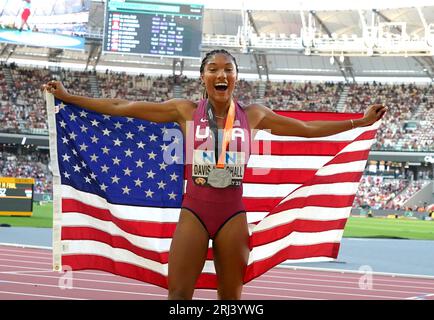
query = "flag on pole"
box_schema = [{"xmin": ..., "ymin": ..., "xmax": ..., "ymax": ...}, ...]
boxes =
[{"xmin": 46, "ymin": 93, "xmax": 380, "ymax": 289}]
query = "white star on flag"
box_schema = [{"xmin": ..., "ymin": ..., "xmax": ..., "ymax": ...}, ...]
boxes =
[
  {"xmin": 111, "ymin": 175, "xmax": 120, "ymax": 184},
  {"xmin": 145, "ymin": 189, "xmax": 154, "ymax": 198},
  {"xmin": 122, "ymin": 186, "xmax": 131, "ymax": 195},
  {"xmin": 135, "ymin": 159, "xmax": 144, "ymax": 168},
  {"xmin": 113, "ymin": 138, "xmax": 122, "ymax": 146},
  {"xmin": 148, "ymin": 151, "xmax": 157, "ymax": 160},
  {"xmin": 102, "ymin": 128, "xmax": 111, "ymax": 136}
]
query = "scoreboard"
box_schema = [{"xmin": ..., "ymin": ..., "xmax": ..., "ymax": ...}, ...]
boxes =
[
  {"xmin": 103, "ymin": 0, "xmax": 204, "ymax": 58},
  {"xmin": 0, "ymin": 177, "xmax": 34, "ymax": 216}
]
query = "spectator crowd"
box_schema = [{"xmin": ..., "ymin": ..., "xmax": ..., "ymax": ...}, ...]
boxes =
[
  {"xmin": 0, "ymin": 146, "xmax": 52, "ymax": 194},
  {"xmin": 0, "ymin": 64, "xmax": 432, "ymax": 209}
]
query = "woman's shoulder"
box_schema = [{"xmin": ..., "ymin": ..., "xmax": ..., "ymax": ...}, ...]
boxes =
[
  {"xmin": 167, "ymin": 98, "xmax": 198, "ymax": 111},
  {"xmin": 243, "ymin": 103, "xmax": 268, "ymax": 115},
  {"xmin": 243, "ymin": 103, "xmax": 270, "ymax": 129},
  {"xmin": 169, "ymin": 98, "xmax": 198, "ymax": 121}
]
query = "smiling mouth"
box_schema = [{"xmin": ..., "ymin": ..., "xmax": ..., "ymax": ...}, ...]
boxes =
[{"xmin": 214, "ymin": 84, "xmax": 228, "ymax": 91}]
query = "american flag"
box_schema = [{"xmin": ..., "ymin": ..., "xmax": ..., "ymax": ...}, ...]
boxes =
[{"xmin": 46, "ymin": 94, "xmax": 380, "ymax": 289}]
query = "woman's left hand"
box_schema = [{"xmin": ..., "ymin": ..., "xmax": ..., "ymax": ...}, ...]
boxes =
[{"xmin": 362, "ymin": 104, "xmax": 388, "ymax": 126}]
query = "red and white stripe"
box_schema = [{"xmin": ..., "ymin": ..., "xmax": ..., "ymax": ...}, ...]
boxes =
[{"xmin": 47, "ymin": 94, "xmax": 379, "ymax": 290}]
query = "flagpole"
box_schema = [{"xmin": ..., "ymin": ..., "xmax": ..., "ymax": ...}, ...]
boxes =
[{"xmin": 45, "ymin": 90, "xmax": 63, "ymax": 272}]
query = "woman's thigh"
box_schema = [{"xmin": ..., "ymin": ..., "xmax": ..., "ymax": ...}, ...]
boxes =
[
  {"xmin": 167, "ymin": 209, "xmax": 209, "ymax": 299},
  {"xmin": 212, "ymin": 212, "xmax": 250, "ymax": 300}
]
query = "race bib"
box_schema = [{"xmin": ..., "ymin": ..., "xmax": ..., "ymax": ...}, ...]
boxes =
[{"xmin": 192, "ymin": 150, "xmax": 245, "ymax": 187}]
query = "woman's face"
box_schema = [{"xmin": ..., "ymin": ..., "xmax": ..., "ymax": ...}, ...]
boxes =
[{"xmin": 201, "ymin": 53, "xmax": 237, "ymax": 105}]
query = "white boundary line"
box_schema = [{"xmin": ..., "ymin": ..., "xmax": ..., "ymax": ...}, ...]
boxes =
[
  {"xmin": 0, "ymin": 258, "xmax": 53, "ymax": 265},
  {"xmin": 277, "ymin": 264, "xmax": 434, "ymax": 280},
  {"xmin": 0, "ymin": 243, "xmax": 51, "ymax": 250},
  {"xmin": 262, "ymin": 270, "xmax": 434, "ymax": 286},
  {"xmin": 0, "ymin": 290, "xmax": 85, "ymax": 300},
  {"xmin": 243, "ymin": 284, "xmax": 404, "ymax": 299},
  {"xmin": 0, "ymin": 253, "xmax": 52, "ymax": 260},
  {"xmin": 0, "ymin": 279, "xmax": 171, "ymax": 298},
  {"xmin": 406, "ymin": 293, "xmax": 434, "ymax": 300}
]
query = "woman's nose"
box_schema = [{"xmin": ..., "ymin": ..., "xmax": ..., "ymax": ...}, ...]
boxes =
[{"xmin": 216, "ymin": 69, "xmax": 227, "ymax": 79}]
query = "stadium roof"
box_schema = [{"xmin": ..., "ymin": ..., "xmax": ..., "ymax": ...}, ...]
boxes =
[
  {"xmin": 195, "ymin": 0, "xmax": 434, "ymax": 11},
  {"xmin": 2, "ymin": 1, "xmax": 434, "ymax": 82}
]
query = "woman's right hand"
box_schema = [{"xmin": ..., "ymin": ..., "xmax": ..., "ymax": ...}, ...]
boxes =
[{"xmin": 42, "ymin": 80, "xmax": 70, "ymax": 101}]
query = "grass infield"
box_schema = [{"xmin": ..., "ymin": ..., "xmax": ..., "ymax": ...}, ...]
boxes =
[
  {"xmin": 0, "ymin": 203, "xmax": 433, "ymax": 240},
  {"xmin": 343, "ymin": 216, "xmax": 434, "ymax": 240},
  {"xmin": 0, "ymin": 202, "xmax": 53, "ymax": 228}
]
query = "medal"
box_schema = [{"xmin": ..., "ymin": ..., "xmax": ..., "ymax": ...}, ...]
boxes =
[
  {"xmin": 207, "ymin": 168, "xmax": 232, "ymax": 188},
  {"xmin": 193, "ymin": 99, "xmax": 237, "ymax": 188}
]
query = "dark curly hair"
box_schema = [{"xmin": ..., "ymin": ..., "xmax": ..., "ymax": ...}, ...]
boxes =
[
  {"xmin": 200, "ymin": 49, "xmax": 239, "ymax": 74},
  {"xmin": 200, "ymin": 49, "xmax": 238, "ymax": 98}
]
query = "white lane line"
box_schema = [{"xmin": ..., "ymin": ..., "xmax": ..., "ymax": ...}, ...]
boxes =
[
  {"xmin": 0, "ymin": 243, "xmax": 51, "ymax": 250},
  {"xmin": 406, "ymin": 293, "xmax": 434, "ymax": 300},
  {"xmin": 0, "ymin": 290, "xmax": 85, "ymax": 300},
  {"xmin": 0, "ymin": 249, "xmax": 51, "ymax": 257},
  {"xmin": 250, "ymin": 279, "xmax": 426, "ymax": 295},
  {"xmin": 253, "ymin": 274, "xmax": 434, "ymax": 290},
  {"xmin": 0, "ymin": 279, "xmax": 170, "ymax": 298},
  {"xmin": 266, "ymin": 269, "xmax": 434, "ymax": 284},
  {"xmin": 0, "ymin": 258, "xmax": 50, "ymax": 266},
  {"xmin": 0, "ymin": 264, "xmax": 150, "ymax": 284},
  {"xmin": 0, "ymin": 246, "xmax": 51, "ymax": 253},
  {"xmin": 66, "ymin": 270, "xmax": 140, "ymax": 278},
  {"xmin": 243, "ymin": 284, "xmax": 403, "ymax": 300},
  {"xmin": 0, "ymin": 272, "xmax": 159, "ymax": 288},
  {"xmin": 0, "ymin": 270, "xmax": 58, "ymax": 275},
  {"xmin": 241, "ymin": 291, "xmax": 324, "ymax": 300},
  {"xmin": 276, "ymin": 265, "xmax": 434, "ymax": 280},
  {"xmin": 0, "ymin": 263, "xmax": 49, "ymax": 271},
  {"xmin": 0, "ymin": 253, "xmax": 51, "ymax": 260}
]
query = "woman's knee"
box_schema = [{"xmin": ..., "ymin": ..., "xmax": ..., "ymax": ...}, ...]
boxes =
[
  {"xmin": 168, "ymin": 287, "xmax": 194, "ymax": 300},
  {"xmin": 217, "ymin": 285, "xmax": 243, "ymax": 300}
]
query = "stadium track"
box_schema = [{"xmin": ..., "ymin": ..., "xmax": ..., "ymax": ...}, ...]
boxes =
[{"xmin": 0, "ymin": 244, "xmax": 433, "ymax": 300}]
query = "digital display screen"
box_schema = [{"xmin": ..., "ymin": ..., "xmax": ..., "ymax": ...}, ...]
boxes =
[
  {"xmin": 103, "ymin": 0, "xmax": 204, "ymax": 58},
  {"xmin": 0, "ymin": 0, "xmax": 90, "ymax": 50},
  {"xmin": 0, "ymin": 178, "xmax": 34, "ymax": 215}
]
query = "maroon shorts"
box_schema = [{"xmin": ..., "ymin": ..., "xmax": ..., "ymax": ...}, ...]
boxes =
[{"xmin": 181, "ymin": 194, "xmax": 246, "ymax": 239}]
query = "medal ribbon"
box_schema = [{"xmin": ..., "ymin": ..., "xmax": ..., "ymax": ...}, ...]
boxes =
[{"xmin": 206, "ymin": 100, "xmax": 236, "ymax": 169}]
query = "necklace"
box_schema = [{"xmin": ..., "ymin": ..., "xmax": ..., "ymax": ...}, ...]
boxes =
[{"xmin": 215, "ymin": 115, "xmax": 226, "ymax": 119}]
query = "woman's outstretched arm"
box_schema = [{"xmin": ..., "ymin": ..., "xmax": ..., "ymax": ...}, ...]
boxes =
[
  {"xmin": 247, "ymin": 103, "xmax": 387, "ymax": 138},
  {"xmin": 43, "ymin": 80, "xmax": 195, "ymax": 124}
]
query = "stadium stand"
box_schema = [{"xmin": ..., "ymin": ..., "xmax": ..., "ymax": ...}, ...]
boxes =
[
  {"xmin": 0, "ymin": 145, "xmax": 52, "ymax": 194},
  {"xmin": 263, "ymin": 81, "xmax": 343, "ymax": 112},
  {"xmin": 0, "ymin": 65, "xmax": 432, "ymax": 151},
  {"xmin": 0, "ymin": 64, "xmax": 432, "ymax": 211}
]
